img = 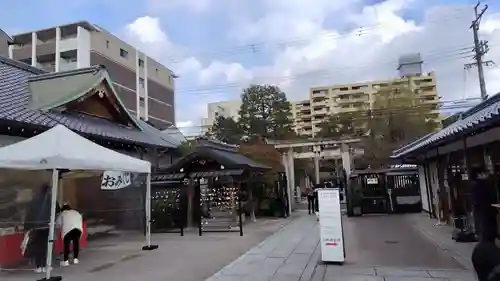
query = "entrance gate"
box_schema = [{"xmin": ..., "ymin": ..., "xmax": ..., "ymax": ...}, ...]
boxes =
[{"xmin": 349, "ymin": 167, "xmax": 421, "ymax": 215}]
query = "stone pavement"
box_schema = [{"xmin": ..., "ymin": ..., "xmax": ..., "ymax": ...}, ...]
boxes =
[
  {"xmin": 208, "ymin": 213, "xmax": 476, "ymax": 281},
  {"xmin": 206, "ymin": 211, "xmax": 320, "ymax": 281},
  {"xmin": 1, "ymin": 217, "xmax": 293, "ymax": 281},
  {"xmin": 312, "ymin": 265, "xmax": 475, "ymax": 281},
  {"xmin": 405, "ymin": 213, "xmax": 476, "ymax": 271}
]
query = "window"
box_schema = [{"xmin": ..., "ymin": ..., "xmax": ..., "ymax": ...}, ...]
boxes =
[
  {"xmin": 139, "ymin": 78, "xmax": 145, "ymax": 88},
  {"xmin": 139, "ymin": 96, "xmax": 145, "ymax": 107},
  {"xmin": 138, "ymin": 59, "xmax": 144, "ymax": 68},
  {"xmin": 119, "ymin": 48, "xmax": 129, "ymax": 58},
  {"xmin": 106, "ymin": 40, "xmax": 110, "ymax": 48}
]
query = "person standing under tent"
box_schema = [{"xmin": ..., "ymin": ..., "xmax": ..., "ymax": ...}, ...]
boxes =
[
  {"xmin": 57, "ymin": 204, "xmax": 83, "ymax": 267},
  {"xmin": 24, "ymin": 184, "xmax": 61, "ymax": 273}
]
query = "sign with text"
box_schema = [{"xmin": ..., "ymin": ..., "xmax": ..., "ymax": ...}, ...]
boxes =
[
  {"xmin": 101, "ymin": 171, "xmax": 132, "ymax": 190},
  {"xmin": 318, "ymin": 188, "xmax": 345, "ymax": 263}
]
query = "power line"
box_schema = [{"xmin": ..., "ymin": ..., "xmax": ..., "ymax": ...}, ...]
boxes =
[
  {"xmin": 161, "ymin": 8, "xmax": 471, "ymax": 64},
  {"xmin": 175, "ymin": 44, "xmax": 482, "ymax": 94},
  {"xmin": 464, "ymin": 1, "xmax": 495, "ymax": 101}
]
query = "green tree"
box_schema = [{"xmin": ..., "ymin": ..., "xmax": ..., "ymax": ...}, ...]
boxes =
[
  {"xmin": 207, "ymin": 115, "xmax": 242, "ymax": 144},
  {"xmin": 361, "ymin": 86, "xmax": 438, "ymax": 168},
  {"xmin": 239, "ymin": 140, "xmax": 284, "ymax": 221},
  {"xmin": 238, "ymin": 85, "xmax": 294, "ymax": 140},
  {"xmin": 317, "ymin": 112, "xmax": 365, "ymax": 139}
]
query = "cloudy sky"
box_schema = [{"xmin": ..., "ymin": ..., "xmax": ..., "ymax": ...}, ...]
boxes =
[{"xmin": 1, "ymin": 0, "xmax": 500, "ymax": 135}]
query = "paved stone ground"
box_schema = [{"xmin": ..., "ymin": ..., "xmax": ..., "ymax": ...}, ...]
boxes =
[
  {"xmin": 206, "ymin": 211, "xmax": 320, "ymax": 281},
  {"xmin": 313, "ymin": 214, "xmax": 474, "ymax": 281},
  {"xmin": 312, "ymin": 265, "xmax": 475, "ymax": 281},
  {"xmin": 208, "ymin": 213, "xmax": 475, "ymax": 281},
  {"xmin": 0, "ymin": 217, "xmax": 294, "ymax": 281},
  {"xmin": 404, "ymin": 213, "xmax": 475, "ymax": 271}
]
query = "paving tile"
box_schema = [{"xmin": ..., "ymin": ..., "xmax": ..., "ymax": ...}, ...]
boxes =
[
  {"xmin": 375, "ymin": 268, "xmax": 432, "ymax": 277},
  {"xmin": 323, "ymin": 274, "xmax": 384, "ymax": 281},
  {"xmin": 275, "ymin": 263, "xmax": 307, "ymax": 276},
  {"xmin": 325, "ymin": 266, "xmax": 376, "ymax": 277},
  {"xmin": 384, "ymin": 278, "xmax": 450, "ymax": 281},
  {"xmin": 427, "ymin": 269, "xmax": 476, "ymax": 279},
  {"xmin": 271, "ymin": 273, "xmax": 301, "ymax": 281},
  {"xmin": 215, "ymin": 275, "xmax": 245, "ymax": 281},
  {"xmin": 286, "ymin": 253, "xmax": 312, "ymax": 264}
]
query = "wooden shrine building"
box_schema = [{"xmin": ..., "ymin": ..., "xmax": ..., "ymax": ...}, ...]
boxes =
[{"xmin": 152, "ymin": 138, "xmax": 270, "ymax": 236}]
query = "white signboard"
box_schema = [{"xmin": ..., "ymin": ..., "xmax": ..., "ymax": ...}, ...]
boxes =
[
  {"xmin": 366, "ymin": 178, "xmax": 378, "ymax": 184},
  {"xmin": 318, "ymin": 188, "xmax": 345, "ymax": 263},
  {"xmin": 101, "ymin": 171, "xmax": 132, "ymax": 190}
]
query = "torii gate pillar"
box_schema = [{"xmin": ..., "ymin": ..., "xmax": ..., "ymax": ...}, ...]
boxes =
[{"xmin": 281, "ymin": 148, "xmax": 294, "ymax": 214}]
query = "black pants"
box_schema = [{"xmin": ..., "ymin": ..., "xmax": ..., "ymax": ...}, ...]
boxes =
[
  {"xmin": 63, "ymin": 229, "xmax": 82, "ymax": 261},
  {"xmin": 307, "ymin": 196, "xmax": 315, "ymax": 214},
  {"xmin": 29, "ymin": 228, "xmax": 49, "ymax": 268}
]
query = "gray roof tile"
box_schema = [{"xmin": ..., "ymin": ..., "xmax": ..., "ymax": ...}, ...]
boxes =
[{"xmin": 0, "ymin": 56, "xmax": 176, "ymax": 148}]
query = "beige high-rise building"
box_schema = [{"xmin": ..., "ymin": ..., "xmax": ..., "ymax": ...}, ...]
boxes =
[
  {"xmin": 201, "ymin": 100, "xmax": 242, "ymax": 135},
  {"xmin": 291, "ymin": 100, "xmax": 313, "ymax": 136},
  {"xmin": 7, "ymin": 21, "xmax": 175, "ymax": 129},
  {"xmin": 296, "ymin": 72, "xmax": 440, "ymax": 137}
]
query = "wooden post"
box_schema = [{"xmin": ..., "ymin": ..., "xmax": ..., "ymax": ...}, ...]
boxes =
[
  {"xmin": 238, "ymin": 181, "xmax": 243, "ymax": 237},
  {"xmin": 423, "ymin": 161, "xmax": 435, "ymax": 218},
  {"xmin": 187, "ymin": 178, "xmax": 194, "ymax": 228},
  {"xmin": 198, "ymin": 179, "xmax": 203, "ymax": 236}
]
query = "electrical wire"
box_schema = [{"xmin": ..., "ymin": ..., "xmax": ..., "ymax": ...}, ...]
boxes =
[
  {"xmin": 174, "ymin": 44, "xmax": 481, "ymax": 95},
  {"xmin": 160, "ymin": 8, "xmax": 472, "ymax": 64}
]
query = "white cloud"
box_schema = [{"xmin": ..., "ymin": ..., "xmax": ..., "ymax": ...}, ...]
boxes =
[
  {"xmin": 121, "ymin": 16, "xmax": 250, "ymax": 128},
  {"xmin": 226, "ymin": 0, "xmax": 500, "ymax": 106},
  {"xmin": 121, "ymin": 1, "xmax": 500, "ymax": 133}
]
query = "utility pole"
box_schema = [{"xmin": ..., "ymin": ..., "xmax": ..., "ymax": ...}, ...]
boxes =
[{"xmin": 464, "ymin": 2, "xmax": 494, "ymax": 101}]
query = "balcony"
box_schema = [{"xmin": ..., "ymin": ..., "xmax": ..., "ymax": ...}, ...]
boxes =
[
  {"xmin": 419, "ymin": 89, "xmax": 437, "ymax": 96},
  {"xmin": 338, "ymin": 107, "xmax": 361, "ymax": 113},
  {"xmin": 312, "ymin": 100, "xmax": 328, "ymax": 107},
  {"xmin": 337, "ymin": 96, "xmax": 369, "ymax": 104},
  {"xmin": 311, "ymin": 89, "xmax": 328, "ymax": 97},
  {"xmin": 300, "ymin": 105, "xmax": 311, "ymax": 112},
  {"xmin": 312, "ymin": 108, "xmax": 329, "ymax": 116},
  {"xmin": 312, "ymin": 118, "xmax": 324, "ymax": 124},
  {"xmin": 298, "ymin": 113, "xmax": 311, "ymax": 120},
  {"xmin": 420, "ymin": 98, "xmax": 439, "ymax": 105}
]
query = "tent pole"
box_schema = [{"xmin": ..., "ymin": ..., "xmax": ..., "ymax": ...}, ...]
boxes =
[
  {"xmin": 44, "ymin": 169, "xmax": 61, "ymax": 281},
  {"xmin": 142, "ymin": 172, "xmax": 158, "ymax": 251}
]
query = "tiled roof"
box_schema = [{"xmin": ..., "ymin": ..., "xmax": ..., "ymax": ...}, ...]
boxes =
[
  {"xmin": 0, "ymin": 56, "xmax": 176, "ymax": 148},
  {"xmin": 161, "ymin": 141, "xmax": 270, "ymax": 173},
  {"xmin": 392, "ymin": 93, "xmax": 500, "ymax": 158}
]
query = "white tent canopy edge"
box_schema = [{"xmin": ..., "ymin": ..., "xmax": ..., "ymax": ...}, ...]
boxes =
[{"xmin": 0, "ymin": 125, "xmax": 155, "ymax": 281}]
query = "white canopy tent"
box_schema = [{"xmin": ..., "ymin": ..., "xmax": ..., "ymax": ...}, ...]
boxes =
[{"xmin": 0, "ymin": 125, "xmax": 155, "ymax": 281}]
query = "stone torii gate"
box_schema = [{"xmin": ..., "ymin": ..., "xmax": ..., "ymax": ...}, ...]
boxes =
[{"xmin": 268, "ymin": 138, "xmax": 363, "ymax": 214}]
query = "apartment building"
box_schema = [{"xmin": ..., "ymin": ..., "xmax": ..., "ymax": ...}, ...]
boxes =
[
  {"xmin": 290, "ymin": 100, "xmax": 312, "ymax": 135},
  {"xmin": 200, "ymin": 100, "xmax": 242, "ymax": 135},
  {"xmin": 298, "ymin": 72, "xmax": 440, "ymax": 137},
  {"xmin": 0, "ymin": 29, "xmax": 12, "ymax": 56},
  {"xmin": 8, "ymin": 21, "xmax": 175, "ymax": 129}
]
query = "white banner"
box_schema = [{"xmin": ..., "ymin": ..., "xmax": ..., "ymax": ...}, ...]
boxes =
[
  {"xmin": 101, "ymin": 171, "xmax": 132, "ymax": 190},
  {"xmin": 318, "ymin": 188, "xmax": 345, "ymax": 263}
]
